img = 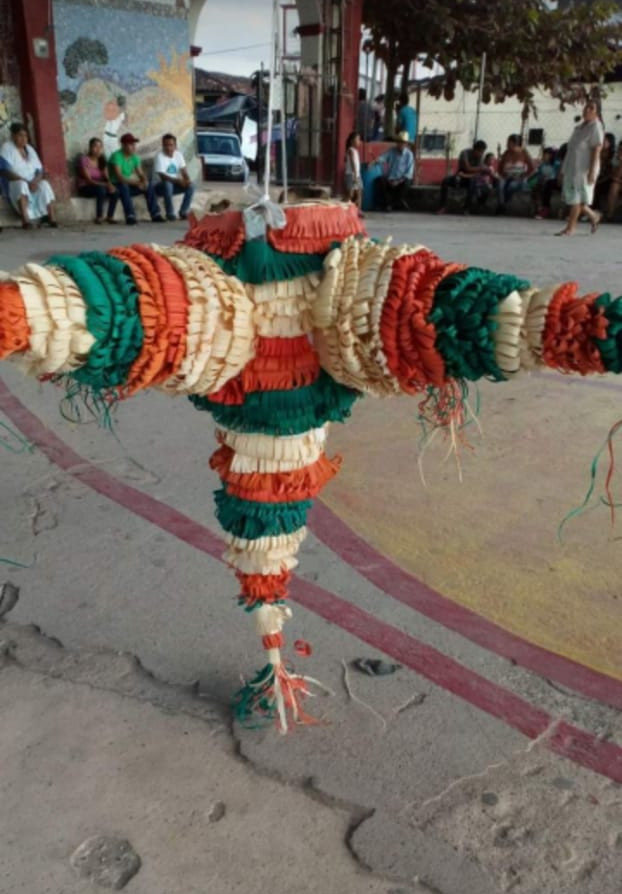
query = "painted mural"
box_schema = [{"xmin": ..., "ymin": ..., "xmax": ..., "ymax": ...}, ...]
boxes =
[
  {"xmin": 52, "ymin": 0, "xmax": 195, "ymax": 173},
  {"xmin": 0, "ymin": 86, "xmax": 22, "ymax": 144},
  {"xmin": 0, "ymin": 0, "xmax": 22, "ymax": 144}
]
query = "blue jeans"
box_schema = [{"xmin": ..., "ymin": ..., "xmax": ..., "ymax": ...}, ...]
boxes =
[
  {"xmin": 78, "ymin": 184, "xmax": 118, "ymax": 220},
  {"xmin": 499, "ymin": 178, "xmax": 528, "ymax": 206},
  {"xmin": 154, "ymin": 179, "xmax": 195, "ymax": 218},
  {"xmin": 116, "ymin": 182, "xmax": 161, "ymax": 222}
]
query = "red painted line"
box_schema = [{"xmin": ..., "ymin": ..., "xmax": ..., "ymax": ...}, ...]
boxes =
[
  {"xmin": 309, "ymin": 500, "xmax": 622, "ymax": 711},
  {"xmin": 1, "ymin": 376, "xmax": 621, "ymax": 783}
]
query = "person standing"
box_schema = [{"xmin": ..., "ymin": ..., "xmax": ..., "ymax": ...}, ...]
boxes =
[
  {"xmin": 396, "ymin": 94, "xmax": 417, "ymax": 142},
  {"xmin": 344, "ymin": 131, "xmax": 363, "ymax": 211},
  {"xmin": 76, "ymin": 137, "xmax": 118, "ymax": 224},
  {"xmin": 0, "ymin": 122, "xmax": 57, "ymax": 229},
  {"xmin": 357, "ymin": 88, "xmax": 375, "ymax": 143},
  {"xmin": 108, "ymin": 133, "xmax": 163, "ymax": 225},
  {"xmin": 557, "ymin": 100, "xmax": 603, "ymax": 236},
  {"xmin": 375, "ymin": 131, "xmax": 414, "ymax": 211},
  {"xmin": 153, "ymin": 133, "xmax": 195, "ymax": 221}
]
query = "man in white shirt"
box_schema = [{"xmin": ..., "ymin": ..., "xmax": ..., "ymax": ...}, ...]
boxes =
[
  {"xmin": 153, "ymin": 133, "xmax": 194, "ymax": 221},
  {"xmin": 0, "ymin": 122, "xmax": 57, "ymax": 228}
]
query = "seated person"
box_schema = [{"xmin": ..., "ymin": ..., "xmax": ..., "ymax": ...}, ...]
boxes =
[
  {"xmin": 76, "ymin": 137, "xmax": 118, "ymax": 224},
  {"xmin": 497, "ymin": 134, "xmax": 535, "ymax": 212},
  {"xmin": 0, "ymin": 122, "xmax": 57, "ymax": 229},
  {"xmin": 108, "ymin": 133, "xmax": 163, "ymax": 225},
  {"xmin": 531, "ymin": 147, "xmax": 559, "ymax": 219},
  {"xmin": 0, "ymin": 155, "xmax": 10, "ymax": 231},
  {"xmin": 153, "ymin": 133, "xmax": 195, "ymax": 221},
  {"xmin": 437, "ymin": 139, "xmax": 487, "ymax": 214},
  {"xmin": 606, "ymin": 142, "xmax": 622, "ymax": 221},
  {"xmin": 375, "ymin": 131, "xmax": 414, "ymax": 211},
  {"xmin": 473, "ymin": 152, "xmax": 499, "ymax": 208},
  {"xmin": 593, "ymin": 132, "xmax": 615, "ymax": 212},
  {"xmin": 533, "ymin": 143, "xmax": 566, "ymax": 220}
]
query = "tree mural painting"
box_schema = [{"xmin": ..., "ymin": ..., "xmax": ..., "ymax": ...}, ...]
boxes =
[{"xmin": 63, "ymin": 37, "xmax": 109, "ymax": 81}]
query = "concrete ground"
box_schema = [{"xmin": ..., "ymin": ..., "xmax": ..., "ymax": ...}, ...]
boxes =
[{"xmin": 1, "ymin": 211, "xmax": 621, "ymax": 894}]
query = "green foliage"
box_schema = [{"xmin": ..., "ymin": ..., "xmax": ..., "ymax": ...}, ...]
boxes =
[
  {"xmin": 63, "ymin": 37, "xmax": 109, "ymax": 80},
  {"xmin": 363, "ymin": 0, "xmax": 622, "ymax": 128}
]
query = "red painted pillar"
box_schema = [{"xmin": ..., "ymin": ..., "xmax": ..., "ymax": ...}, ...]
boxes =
[
  {"xmin": 333, "ymin": 0, "xmax": 362, "ymax": 194},
  {"xmin": 11, "ymin": 0, "xmax": 70, "ymax": 200}
]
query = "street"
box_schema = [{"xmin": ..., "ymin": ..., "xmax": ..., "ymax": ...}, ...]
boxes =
[{"xmin": 1, "ymin": 211, "xmax": 621, "ymax": 894}]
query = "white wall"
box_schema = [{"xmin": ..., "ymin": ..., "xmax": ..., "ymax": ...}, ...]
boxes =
[{"xmin": 416, "ymin": 83, "xmax": 622, "ymax": 158}]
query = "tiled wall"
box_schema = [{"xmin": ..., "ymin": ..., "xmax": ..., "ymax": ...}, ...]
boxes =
[
  {"xmin": 0, "ymin": 0, "xmax": 22, "ymax": 144},
  {"xmin": 52, "ymin": 0, "xmax": 196, "ymax": 174}
]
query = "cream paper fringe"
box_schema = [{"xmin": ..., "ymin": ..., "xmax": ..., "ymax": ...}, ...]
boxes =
[
  {"xmin": 155, "ymin": 245, "xmax": 256, "ymax": 395},
  {"xmin": 312, "ymin": 238, "xmax": 425, "ymax": 395},
  {"xmin": 13, "ymin": 263, "xmax": 94, "ymax": 376}
]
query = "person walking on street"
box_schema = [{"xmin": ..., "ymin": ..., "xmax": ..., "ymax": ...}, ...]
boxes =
[
  {"xmin": 556, "ymin": 100, "xmax": 603, "ymax": 236},
  {"xmin": 108, "ymin": 133, "xmax": 164, "ymax": 225},
  {"xmin": 153, "ymin": 133, "xmax": 195, "ymax": 221}
]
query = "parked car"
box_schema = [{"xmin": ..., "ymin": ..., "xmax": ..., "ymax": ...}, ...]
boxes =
[{"xmin": 196, "ymin": 130, "xmax": 249, "ymax": 183}]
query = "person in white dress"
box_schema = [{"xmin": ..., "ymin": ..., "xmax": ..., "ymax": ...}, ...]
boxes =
[
  {"xmin": 557, "ymin": 100, "xmax": 603, "ymax": 236},
  {"xmin": 344, "ymin": 131, "xmax": 363, "ymax": 212},
  {"xmin": 0, "ymin": 122, "xmax": 57, "ymax": 228}
]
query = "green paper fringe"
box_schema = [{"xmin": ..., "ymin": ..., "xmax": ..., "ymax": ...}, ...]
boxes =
[
  {"xmin": 594, "ymin": 293, "xmax": 622, "ymax": 374},
  {"xmin": 208, "ymin": 240, "xmax": 325, "ymax": 284},
  {"xmin": 190, "ymin": 370, "xmax": 359, "ymax": 434},
  {"xmin": 429, "ymin": 267, "xmax": 529, "ymax": 382},
  {"xmin": 232, "ymin": 663, "xmax": 278, "ymax": 727},
  {"xmin": 46, "ymin": 252, "xmax": 143, "ymax": 426},
  {"xmin": 47, "ymin": 252, "xmax": 143, "ymax": 390},
  {"xmin": 214, "ymin": 488, "xmax": 311, "ymax": 538},
  {"xmin": 238, "ymin": 597, "xmax": 286, "ymax": 612},
  {"xmin": 558, "ymin": 418, "xmax": 622, "ymax": 540}
]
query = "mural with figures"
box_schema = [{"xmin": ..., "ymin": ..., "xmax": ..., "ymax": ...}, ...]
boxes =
[
  {"xmin": 52, "ymin": 0, "xmax": 194, "ymax": 172},
  {"xmin": 0, "ymin": 86, "xmax": 21, "ymax": 144}
]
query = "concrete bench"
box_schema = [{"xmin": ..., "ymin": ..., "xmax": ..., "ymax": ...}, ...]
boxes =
[{"xmin": 405, "ymin": 184, "xmax": 546, "ymax": 216}]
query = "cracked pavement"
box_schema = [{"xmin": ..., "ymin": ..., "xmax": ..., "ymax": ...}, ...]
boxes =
[{"xmin": 1, "ymin": 215, "xmax": 621, "ymax": 893}]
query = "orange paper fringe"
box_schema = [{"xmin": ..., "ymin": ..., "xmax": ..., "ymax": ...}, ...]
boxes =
[
  {"xmin": 542, "ymin": 283, "xmax": 606, "ymax": 375},
  {"xmin": 182, "ymin": 210, "xmax": 246, "ymax": 259},
  {"xmin": 242, "ymin": 335, "xmax": 320, "ymax": 392},
  {"xmin": 130, "ymin": 245, "xmax": 189, "ymax": 377},
  {"xmin": 381, "ymin": 255, "xmax": 466, "ymax": 393},
  {"xmin": 267, "ymin": 204, "xmax": 366, "ymax": 254},
  {"xmin": 210, "ymin": 444, "xmax": 341, "ymax": 502},
  {"xmin": 237, "ymin": 570, "xmax": 292, "ymax": 607},
  {"xmin": 0, "ymin": 281, "xmax": 30, "ymax": 359}
]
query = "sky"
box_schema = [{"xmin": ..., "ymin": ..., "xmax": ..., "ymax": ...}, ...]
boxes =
[{"xmin": 194, "ymin": 0, "xmax": 299, "ymax": 77}]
